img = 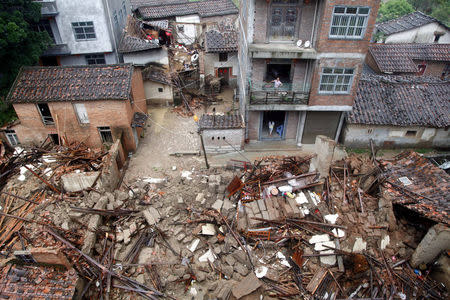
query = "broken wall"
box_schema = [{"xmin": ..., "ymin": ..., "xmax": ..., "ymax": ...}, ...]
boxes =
[{"xmin": 202, "ymin": 128, "xmax": 244, "ymax": 153}]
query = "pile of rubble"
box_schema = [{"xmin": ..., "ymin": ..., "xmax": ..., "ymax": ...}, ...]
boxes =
[{"xmin": 0, "ymin": 146, "xmax": 448, "ymax": 299}]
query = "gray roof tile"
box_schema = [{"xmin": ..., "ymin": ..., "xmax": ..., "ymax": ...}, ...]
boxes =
[
  {"xmin": 7, "ymin": 64, "xmax": 134, "ymax": 103},
  {"xmin": 205, "ymin": 24, "xmax": 238, "ymax": 53},
  {"xmin": 369, "ymin": 43, "xmax": 450, "ymax": 73},
  {"xmin": 199, "ymin": 114, "xmax": 243, "ymax": 129},
  {"xmin": 136, "ymin": 0, "xmax": 238, "ymax": 19},
  {"xmin": 376, "ymin": 11, "xmax": 448, "ymax": 35},
  {"xmin": 347, "ymin": 74, "xmax": 450, "ymax": 128}
]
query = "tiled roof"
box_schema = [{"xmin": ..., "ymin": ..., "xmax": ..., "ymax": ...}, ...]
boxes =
[
  {"xmin": 369, "ymin": 43, "xmax": 450, "ymax": 73},
  {"xmin": 7, "ymin": 64, "xmax": 133, "ymax": 103},
  {"xmin": 205, "ymin": 25, "xmax": 238, "ymax": 53},
  {"xmin": 118, "ymin": 33, "xmax": 161, "ymax": 53},
  {"xmin": 199, "ymin": 114, "xmax": 243, "ymax": 130},
  {"xmin": 142, "ymin": 66, "xmax": 172, "ymax": 85},
  {"xmin": 382, "ymin": 151, "xmax": 449, "ymax": 224},
  {"xmin": 347, "ymin": 74, "xmax": 450, "ymax": 128},
  {"xmin": 376, "ymin": 11, "xmax": 448, "ymax": 35},
  {"xmin": 136, "ymin": 0, "xmax": 238, "ymax": 19}
]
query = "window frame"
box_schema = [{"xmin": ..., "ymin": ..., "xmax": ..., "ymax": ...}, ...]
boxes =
[
  {"xmin": 73, "ymin": 103, "xmax": 90, "ymax": 124},
  {"xmin": 329, "ymin": 6, "xmax": 370, "ymax": 40},
  {"xmin": 5, "ymin": 130, "xmax": 19, "ymax": 146},
  {"xmin": 318, "ymin": 67, "xmax": 355, "ymax": 94},
  {"xmin": 85, "ymin": 54, "xmax": 106, "ymax": 65},
  {"xmin": 72, "ymin": 21, "xmax": 96, "ymax": 41},
  {"xmin": 37, "ymin": 103, "xmax": 55, "ymax": 125},
  {"xmin": 219, "ymin": 52, "xmax": 228, "ymax": 62},
  {"xmin": 267, "ymin": 0, "xmax": 300, "ymax": 42},
  {"xmin": 98, "ymin": 126, "xmax": 113, "ymax": 143}
]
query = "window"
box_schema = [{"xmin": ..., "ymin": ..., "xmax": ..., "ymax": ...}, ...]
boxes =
[
  {"xmin": 417, "ymin": 64, "xmax": 427, "ymax": 76},
  {"xmin": 329, "ymin": 6, "xmax": 370, "ymax": 39},
  {"xmin": 319, "ymin": 68, "xmax": 354, "ymax": 94},
  {"xmin": 33, "ymin": 19, "xmax": 56, "ymax": 43},
  {"xmin": 73, "ymin": 103, "xmax": 89, "ymax": 124},
  {"xmin": 85, "ymin": 54, "xmax": 106, "ymax": 65},
  {"xmin": 72, "ymin": 21, "xmax": 96, "ymax": 41},
  {"xmin": 98, "ymin": 127, "xmax": 113, "ymax": 143},
  {"xmin": 269, "ymin": 0, "xmax": 298, "ymax": 41},
  {"xmin": 158, "ymin": 87, "xmax": 164, "ymax": 93},
  {"xmin": 434, "ymin": 33, "xmax": 443, "ymax": 43},
  {"xmin": 37, "ymin": 103, "xmax": 54, "ymax": 125},
  {"xmin": 219, "ymin": 52, "xmax": 228, "ymax": 62},
  {"xmin": 405, "ymin": 130, "xmax": 417, "ymax": 137},
  {"xmin": 113, "ymin": 12, "xmax": 119, "ymax": 29},
  {"xmin": 49, "ymin": 134, "xmax": 59, "ymax": 145},
  {"xmin": 5, "ymin": 130, "xmax": 19, "ymax": 146}
]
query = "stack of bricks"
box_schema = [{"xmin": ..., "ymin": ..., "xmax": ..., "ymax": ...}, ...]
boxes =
[{"xmin": 244, "ymin": 194, "xmax": 306, "ymax": 229}]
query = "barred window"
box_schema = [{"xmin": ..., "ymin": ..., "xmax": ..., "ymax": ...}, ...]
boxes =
[
  {"xmin": 5, "ymin": 130, "xmax": 19, "ymax": 146},
  {"xmin": 85, "ymin": 54, "xmax": 106, "ymax": 65},
  {"xmin": 72, "ymin": 21, "xmax": 96, "ymax": 41},
  {"xmin": 319, "ymin": 68, "xmax": 354, "ymax": 94},
  {"xmin": 329, "ymin": 6, "xmax": 370, "ymax": 39},
  {"xmin": 98, "ymin": 127, "xmax": 113, "ymax": 143}
]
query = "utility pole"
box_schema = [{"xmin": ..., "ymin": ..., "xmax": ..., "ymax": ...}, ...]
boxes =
[{"xmin": 198, "ymin": 131, "xmax": 210, "ymax": 169}]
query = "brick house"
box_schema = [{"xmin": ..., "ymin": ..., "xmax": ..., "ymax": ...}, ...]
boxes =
[
  {"xmin": 366, "ymin": 43, "xmax": 450, "ymax": 77},
  {"xmin": 238, "ymin": 0, "xmax": 380, "ymax": 145},
  {"xmin": 5, "ymin": 64, "xmax": 146, "ymax": 153}
]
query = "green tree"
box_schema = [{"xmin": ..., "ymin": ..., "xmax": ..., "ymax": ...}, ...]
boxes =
[
  {"xmin": 377, "ymin": 0, "xmax": 415, "ymax": 22},
  {"xmin": 407, "ymin": 0, "xmax": 450, "ymax": 26},
  {"xmin": 0, "ymin": 0, "xmax": 51, "ymax": 125}
]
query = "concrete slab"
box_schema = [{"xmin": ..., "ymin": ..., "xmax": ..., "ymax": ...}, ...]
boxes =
[{"xmin": 61, "ymin": 171, "xmax": 100, "ymax": 192}]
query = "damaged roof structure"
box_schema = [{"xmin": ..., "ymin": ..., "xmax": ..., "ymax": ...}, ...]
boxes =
[
  {"xmin": 205, "ymin": 22, "xmax": 238, "ymax": 53},
  {"xmin": 382, "ymin": 151, "xmax": 449, "ymax": 225},
  {"xmin": 132, "ymin": 0, "xmax": 238, "ymax": 20}
]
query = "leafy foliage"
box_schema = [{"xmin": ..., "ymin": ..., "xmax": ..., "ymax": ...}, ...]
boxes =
[
  {"xmin": 0, "ymin": 0, "xmax": 51, "ymax": 124},
  {"xmin": 377, "ymin": 0, "xmax": 414, "ymax": 22}
]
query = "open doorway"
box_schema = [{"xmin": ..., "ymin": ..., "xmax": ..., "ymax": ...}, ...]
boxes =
[
  {"xmin": 260, "ymin": 111, "xmax": 286, "ymax": 140},
  {"xmin": 265, "ymin": 64, "xmax": 291, "ymax": 84}
]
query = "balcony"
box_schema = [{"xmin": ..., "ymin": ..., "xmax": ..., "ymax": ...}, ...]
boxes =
[
  {"xmin": 249, "ymin": 82, "xmax": 309, "ymax": 109},
  {"xmin": 42, "ymin": 44, "xmax": 71, "ymax": 56},
  {"xmin": 35, "ymin": 0, "xmax": 58, "ymax": 16},
  {"xmin": 249, "ymin": 43, "xmax": 317, "ymax": 60}
]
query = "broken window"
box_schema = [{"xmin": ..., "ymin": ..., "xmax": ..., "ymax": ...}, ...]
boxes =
[
  {"xmin": 5, "ymin": 130, "xmax": 19, "ymax": 146},
  {"xmin": 330, "ymin": 6, "xmax": 370, "ymax": 39},
  {"xmin": 33, "ymin": 19, "xmax": 56, "ymax": 43},
  {"xmin": 73, "ymin": 103, "xmax": 89, "ymax": 124},
  {"xmin": 85, "ymin": 54, "xmax": 106, "ymax": 65},
  {"xmin": 405, "ymin": 130, "xmax": 417, "ymax": 137},
  {"xmin": 72, "ymin": 21, "xmax": 96, "ymax": 41},
  {"xmin": 319, "ymin": 68, "xmax": 354, "ymax": 94},
  {"xmin": 219, "ymin": 52, "xmax": 228, "ymax": 62},
  {"xmin": 37, "ymin": 103, "xmax": 54, "ymax": 125},
  {"xmin": 98, "ymin": 127, "xmax": 113, "ymax": 143},
  {"xmin": 269, "ymin": 0, "xmax": 298, "ymax": 41}
]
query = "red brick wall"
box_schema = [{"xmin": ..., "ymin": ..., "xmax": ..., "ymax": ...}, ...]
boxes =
[
  {"xmin": 365, "ymin": 51, "xmax": 382, "ymax": 74},
  {"xmin": 308, "ymin": 58, "xmax": 363, "ymax": 106},
  {"xmin": 316, "ymin": 0, "xmax": 381, "ymax": 53}
]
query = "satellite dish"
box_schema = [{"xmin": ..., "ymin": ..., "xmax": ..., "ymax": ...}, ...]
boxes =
[
  {"xmin": 191, "ymin": 53, "xmax": 199, "ymax": 62},
  {"xmin": 296, "ymin": 40, "xmax": 303, "ymax": 47},
  {"xmin": 304, "ymin": 40, "xmax": 311, "ymax": 48}
]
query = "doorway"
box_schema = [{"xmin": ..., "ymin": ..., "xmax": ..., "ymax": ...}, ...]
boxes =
[
  {"xmin": 260, "ymin": 111, "xmax": 286, "ymax": 140},
  {"xmin": 218, "ymin": 67, "xmax": 231, "ymax": 86},
  {"xmin": 49, "ymin": 134, "xmax": 59, "ymax": 145},
  {"xmin": 302, "ymin": 112, "xmax": 341, "ymax": 144},
  {"xmin": 265, "ymin": 64, "xmax": 291, "ymax": 85}
]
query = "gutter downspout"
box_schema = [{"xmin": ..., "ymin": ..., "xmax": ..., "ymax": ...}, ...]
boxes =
[{"xmin": 103, "ymin": 0, "xmax": 120, "ymax": 63}]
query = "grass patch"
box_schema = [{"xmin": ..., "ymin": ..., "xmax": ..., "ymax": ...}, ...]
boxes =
[
  {"xmin": 414, "ymin": 148, "xmax": 434, "ymax": 154},
  {"xmin": 346, "ymin": 148, "xmax": 369, "ymax": 154}
]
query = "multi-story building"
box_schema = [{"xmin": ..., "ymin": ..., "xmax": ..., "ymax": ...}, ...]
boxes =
[
  {"xmin": 34, "ymin": 0, "xmax": 130, "ymax": 66},
  {"xmin": 238, "ymin": 0, "xmax": 380, "ymax": 145}
]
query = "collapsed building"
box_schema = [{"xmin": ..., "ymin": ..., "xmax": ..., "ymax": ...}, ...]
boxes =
[{"xmin": 0, "ymin": 134, "xmax": 448, "ymax": 299}]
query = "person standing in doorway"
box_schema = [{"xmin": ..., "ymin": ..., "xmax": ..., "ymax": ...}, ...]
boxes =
[
  {"xmin": 268, "ymin": 121, "xmax": 275, "ymax": 136},
  {"xmin": 272, "ymin": 77, "xmax": 283, "ymax": 90}
]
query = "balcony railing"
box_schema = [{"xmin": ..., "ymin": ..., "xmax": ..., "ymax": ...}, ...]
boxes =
[
  {"xmin": 249, "ymin": 82, "xmax": 310, "ymax": 105},
  {"xmin": 35, "ymin": 0, "xmax": 58, "ymax": 16}
]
